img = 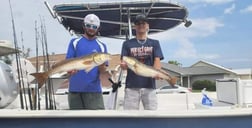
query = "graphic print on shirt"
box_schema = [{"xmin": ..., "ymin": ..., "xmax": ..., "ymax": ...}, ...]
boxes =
[{"xmin": 130, "ymin": 46, "xmax": 153, "ymax": 63}]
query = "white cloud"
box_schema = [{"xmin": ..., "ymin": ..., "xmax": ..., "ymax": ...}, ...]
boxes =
[
  {"xmin": 224, "ymin": 3, "xmax": 236, "ymax": 14},
  {"xmin": 173, "ymin": 39, "xmax": 220, "ymax": 59},
  {"xmin": 177, "ymin": 0, "xmax": 234, "ymax": 5},
  {"xmin": 154, "ymin": 17, "xmax": 224, "ymax": 40},
  {"xmin": 203, "ymin": 0, "xmax": 234, "ymax": 4},
  {"xmin": 240, "ymin": 5, "xmax": 252, "ymax": 13},
  {"xmin": 149, "ymin": 17, "xmax": 223, "ymax": 60},
  {"xmin": 185, "ymin": 18, "xmax": 224, "ymax": 37},
  {"xmin": 198, "ymin": 54, "xmax": 220, "ymax": 59},
  {"xmin": 221, "ymin": 58, "xmax": 252, "ymax": 63},
  {"xmin": 174, "ymin": 39, "xmax": 197, "ymax": 58}
]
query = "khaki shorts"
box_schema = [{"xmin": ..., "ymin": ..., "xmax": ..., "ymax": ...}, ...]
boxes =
[{"xmin": 123, "ymin": 88, "xmax": 157, "ymax": 110}]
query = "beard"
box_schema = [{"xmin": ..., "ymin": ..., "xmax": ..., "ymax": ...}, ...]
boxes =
[
  {"xmin": 84, "ymin": 27, "xmax": 98, "ymax": 38},
  {"xmin": 86, "ymin": 31, "xmax": 96, "ymax": 38}
]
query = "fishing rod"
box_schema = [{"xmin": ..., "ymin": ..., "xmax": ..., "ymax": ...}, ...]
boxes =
[
  {"xmin": 17, "ymin": 49, "xmax": 29, "ymax": 110},
  {"xmin": 109, "ymin": 25, "xmax": 131, "ymax": 109},
  {"xmin": 21, "ymin": 32, "xmax": 33, "ymax": 110},
  {"xmin": 108, "ymin": 67, "xmax": 123, "ymax": 109},
  {"xmin": 39, "ymin": 17, "xmax": 49, "ymax": 109},
  {"xmin": 8, "ymin": 0, "xmax": 26, "ymax": 109},
  {"xmin": 40, "ymin": 17, "xmax": 56, "ymax": 109},
  {"xmin": 41, "ymin": 18, "xmax": 56, "ymax": 109},
  {"xmin": 107, "ymin": 17, "xmax": 131, "ymax": 109},
  {"xmin": 23, "ymin": 58, "xmax": 34, "ymax": 110},
  {"xmin": 34, "ymin": 20, "xmax": 40, "ymax": 110},
  {"xmin": 16, "ymin": 33, "xmax": 29, "ymax": 110}
]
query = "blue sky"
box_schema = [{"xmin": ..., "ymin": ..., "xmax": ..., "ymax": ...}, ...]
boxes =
[
  {"xmin": 169, "ymin": 0, "xmax": 252, "ymax": 69},
  {"xmin": 1, "ymin": 0, "xmax": 252, "ymax": 69}
]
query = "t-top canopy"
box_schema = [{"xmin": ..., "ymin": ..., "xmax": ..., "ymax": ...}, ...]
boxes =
[{"xmin": 51, "ymin": 0, "xmax": 191, "ymax": 38}]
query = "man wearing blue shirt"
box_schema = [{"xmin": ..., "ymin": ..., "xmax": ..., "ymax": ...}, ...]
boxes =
[
  {"xmin": 121, "ymin": 14, "xmax": 164, "ymax": 110},
  {"xmin": 66, "ymin": 14, "xmax": 108, "ymax": 110}
]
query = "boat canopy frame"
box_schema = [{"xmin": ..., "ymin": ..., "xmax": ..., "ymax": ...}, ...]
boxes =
[{"xmin": 46, "ymin": 0, "xmax": 191, "ymax": 39}]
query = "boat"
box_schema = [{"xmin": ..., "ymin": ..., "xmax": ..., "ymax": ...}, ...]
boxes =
[
  {"xmin": 0, "ymin": 40, "xmax": 19, "ymax": 56},
  {"xmin": 1, "ymin": 1, "xmax": 252, "ymax": 128},
  {"xmin": 0, "ymin": 108, "xmax": 252, "ymax": 128}
]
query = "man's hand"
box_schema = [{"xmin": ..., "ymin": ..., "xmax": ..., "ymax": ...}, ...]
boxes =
[
  {"xmin": 120, "ymin": 61, "xmax": 128, "ymax": 70},
  {"xmin": 153, "ymin": 74, "xmax": 163, "ymax": 80},
  {"xmin": 67, "ymin": 70, "xmax": 77, "ymax": 75},
  {"xmin": 98, "ymin": 63, "xmax": 107, "ymax": 73}
]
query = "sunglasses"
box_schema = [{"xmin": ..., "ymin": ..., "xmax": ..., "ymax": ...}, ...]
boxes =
[{"xmin": 85, "ymin": 24, "xmax": 98, "ymax": 30}]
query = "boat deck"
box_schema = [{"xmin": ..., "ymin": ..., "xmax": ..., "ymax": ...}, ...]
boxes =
[{"xmin": 1, "ymin": 108, "xmax": 252, "ymax": 128}]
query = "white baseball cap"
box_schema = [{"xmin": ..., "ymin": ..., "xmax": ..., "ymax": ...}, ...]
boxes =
[{"xmin": 84, "ymin": 14, "xmax": 100, "ymax": 27}]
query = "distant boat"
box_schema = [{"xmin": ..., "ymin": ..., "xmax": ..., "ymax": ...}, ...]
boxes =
[{"xmin": 0, "ymin": 40, "xmax": 19, "ymax": 56}]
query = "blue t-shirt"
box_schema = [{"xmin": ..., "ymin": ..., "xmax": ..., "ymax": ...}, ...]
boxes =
[
  {"xmin": 121, "ymin": 38, "xmax": 164, "ymax": 89},
  {"xmin": 66, "ymin": 36, "xmax": 107, "ymax": 92}
]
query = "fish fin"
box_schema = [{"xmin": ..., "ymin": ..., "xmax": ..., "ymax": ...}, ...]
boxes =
[
  {"xmin": 82, "ymin": 60, "xmax": 94, "ymax": 73},
  {"xmin": 30, "ymin": 72, "xmax": 49, "ymax": 88},
  {"xmin": 84, "ymin": 66, "xmax": 94, "ymax": 73}
]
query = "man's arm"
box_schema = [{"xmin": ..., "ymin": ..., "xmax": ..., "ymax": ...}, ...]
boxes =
[
  {"xmin": 120, "ymin": 59, "xmax": 128, "ymax": 70},
  {"xmin": 153, "ymin": 57, "xmax": 162, "ymax": 80},
  {"xmin": 153, "ymin": 57, "xmax": 161, "ymax": 70}
]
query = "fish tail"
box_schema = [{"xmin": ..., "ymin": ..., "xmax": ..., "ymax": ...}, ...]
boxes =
[
  {"xmin": 167, "ymin": 77, "xmax": 178, "ymax": 86},
  {"xmin": 159, "ymin": 69, "xmax": 178, "ymax": 85},
  {"xmin": 30, "ymin": 72, "xmax": 49, "ymax": 88}
]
